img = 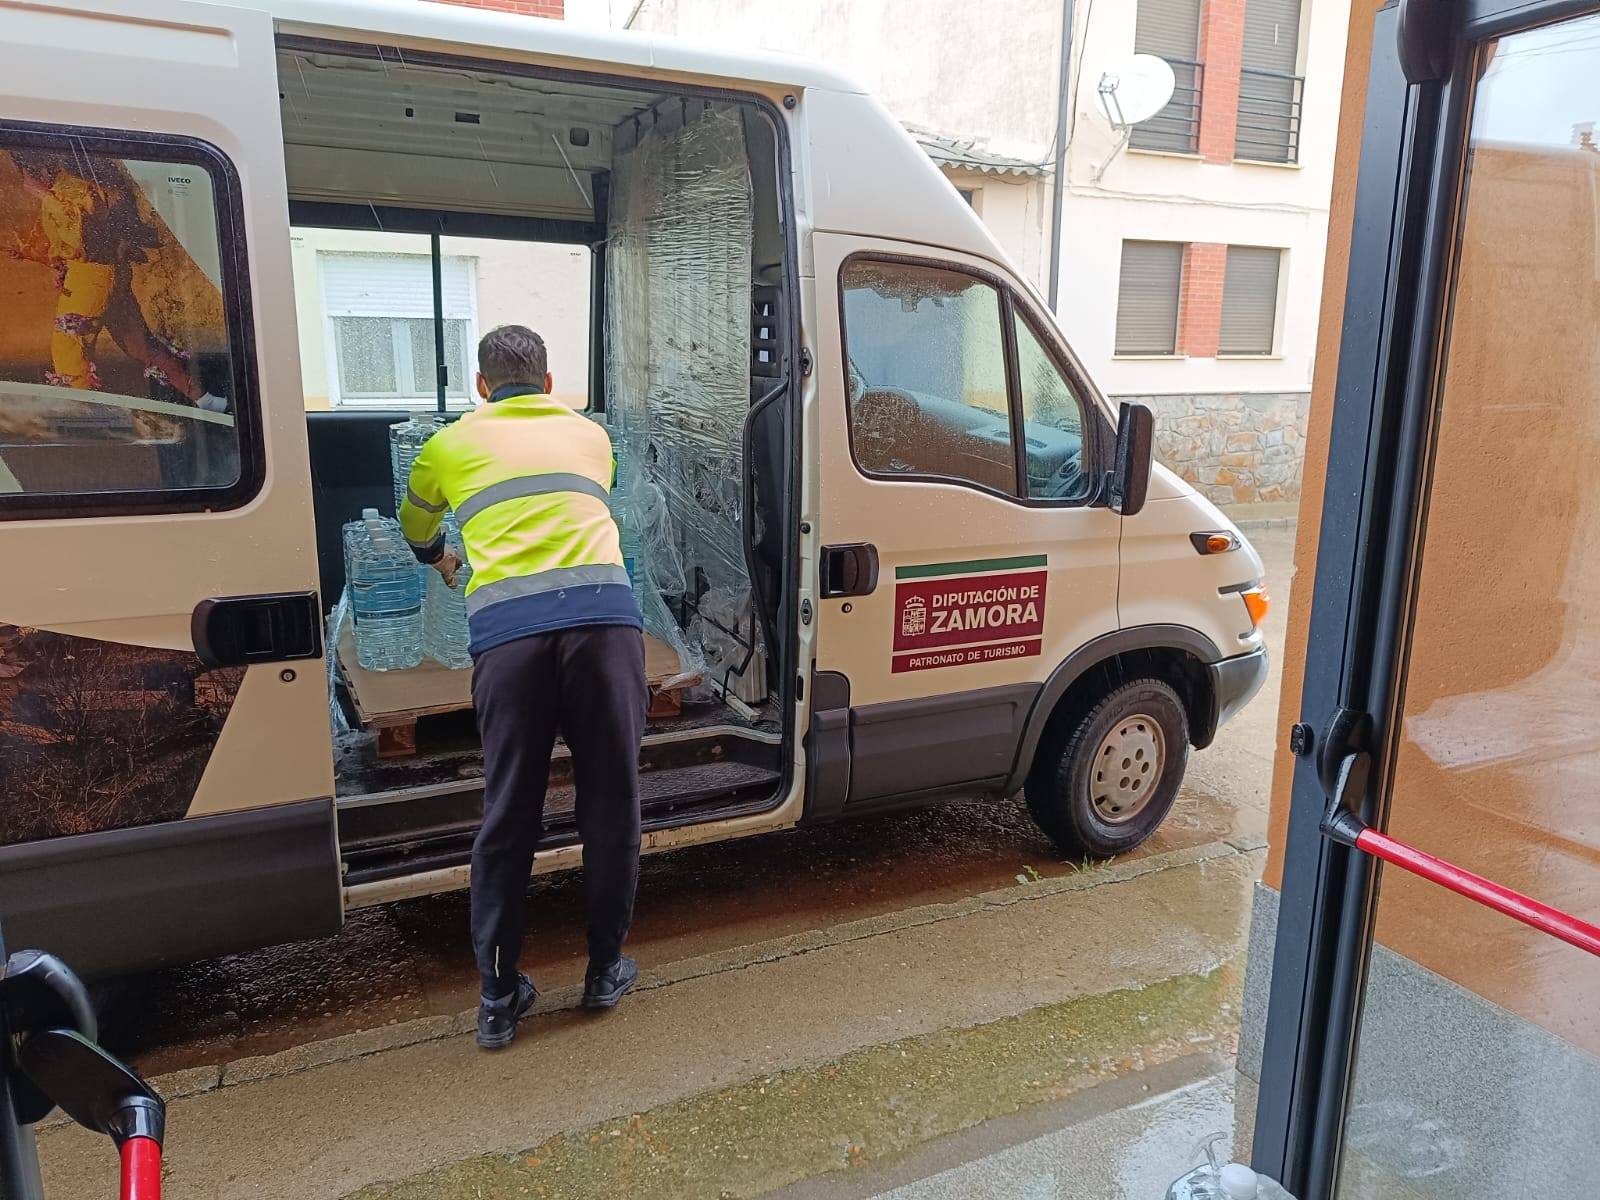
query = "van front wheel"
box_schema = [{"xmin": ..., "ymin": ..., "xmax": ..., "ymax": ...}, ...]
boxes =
[{"xmin": 1024, "ymin": 679, "xmax": 1189, "ymax": 858}]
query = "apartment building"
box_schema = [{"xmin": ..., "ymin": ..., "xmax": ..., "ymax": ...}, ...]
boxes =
[{"xmin": 1068, "ymin": 0, "xmax": 1348, "ymax": 506}]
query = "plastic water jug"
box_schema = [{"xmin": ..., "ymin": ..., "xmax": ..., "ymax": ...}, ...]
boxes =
[
  {"xmin": 345, "ymin": 508, "xmax": 424, "ymax": 671},
  {"xmin": 424, "ymin": 531, "xmax": 474, "ymax": 670},
  {"xmin": 389, "ymin": 412, "xmax": 443, "ymax": 516}
]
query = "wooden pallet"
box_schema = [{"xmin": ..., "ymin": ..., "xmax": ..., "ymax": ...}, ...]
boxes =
[{"xmin": 335, "ymin": 613, "xmax": 699, "ymax": 757}]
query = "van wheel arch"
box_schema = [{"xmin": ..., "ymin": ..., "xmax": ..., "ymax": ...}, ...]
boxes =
[{"xmin": 1006, "ymin": 627, "xmax": 1220, "ymax": 795}]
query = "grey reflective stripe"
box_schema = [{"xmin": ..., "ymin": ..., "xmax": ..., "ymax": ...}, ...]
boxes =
[
  {"xmin": 455, "ymin": 473, "xmax": 610, "ymax": 526},
  {"xmin": 405, "ymin": 487, "xmax": 447, "ymax": 514},
  {"xmin": 465, "ymin": 563, "xmax": 631, "ymax": 615}
]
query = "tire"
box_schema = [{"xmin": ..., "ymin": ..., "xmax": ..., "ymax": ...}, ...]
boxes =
[{"xmin": 1024, "ymin": 678, "xmax": 1189, "ymax": 858}]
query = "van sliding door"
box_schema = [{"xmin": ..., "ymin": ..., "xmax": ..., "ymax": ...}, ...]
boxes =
[{"xmin": 0, "ymin": 0, "xmax": 338, "ymax": 974}]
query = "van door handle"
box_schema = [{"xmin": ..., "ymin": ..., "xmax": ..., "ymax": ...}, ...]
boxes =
[
  {"xmin": 191, "ymin": 592, "xmax": 323, "ymax": 668},
  {"xmin": 820, "ymin": 543, "xmax": 879, "ymax": 598}
]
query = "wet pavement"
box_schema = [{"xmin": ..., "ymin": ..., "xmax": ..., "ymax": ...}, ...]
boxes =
[{"xmin": 105, "ymin": 525, "xmax": 1293, "ymax": 1079}]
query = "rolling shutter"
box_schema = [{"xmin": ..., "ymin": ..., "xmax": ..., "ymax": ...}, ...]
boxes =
[
  {"xmin": 320, "ymin": 253, "xmax": 473, "ymax": 320},
  {"xmin": 1219, "ymin": 245, "xmax": 1282, "ymax": 355},
  {"xmin": 1238, "ymin": 0, "xmax": 1303, "ymax": 161},
  {"xmin": 1115, "ymin": 241, "xmax": 1184, "ymax": 356},
  {"xmin": 1242, "ymin": 0, "xmax": 1303, "ymax": 71},
  {"xmin": 1131, "ymin": 0, "xmax": 1204, "ymax": 152},
  {"xmin": 1134, "ymin": 0, "xmax": 1202, "ymax": 59}
]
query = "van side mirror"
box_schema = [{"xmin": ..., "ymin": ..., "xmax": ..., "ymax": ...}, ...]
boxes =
[{"xmin": 1109, "ymin": 402, "xmax": 1154, "ymax": 517}]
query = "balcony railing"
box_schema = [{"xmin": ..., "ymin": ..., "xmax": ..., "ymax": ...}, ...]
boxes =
[
  {"xmin": 1128, "ymin": 56, "xmax": 1203, "ymax": 156},
  {"xmin": 1236, "ymin": 66, "xmax": 1304, "ymax": 164}
]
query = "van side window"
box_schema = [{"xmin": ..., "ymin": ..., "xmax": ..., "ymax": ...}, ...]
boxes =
[
  {"xmin": 841, "ymin": 259, "xmax": 1016, "ymax": 495},
  {"xmin": 1014, "ymin": 312, "xmax": 1090, "ymax": 501},
  {"xmin": 0, "ymin": 127, "xmax": 258, "ymax": 516}
]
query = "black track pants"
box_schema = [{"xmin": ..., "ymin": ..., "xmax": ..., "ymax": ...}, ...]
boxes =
[{"xmin": 469, "ymin": 623, "xmax": 648, "ymax": 998}]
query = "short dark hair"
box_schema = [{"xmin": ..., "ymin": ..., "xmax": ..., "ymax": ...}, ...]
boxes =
[{"xmin": 477, "ymin": 325, "xmax": 548, "ymax": 391}]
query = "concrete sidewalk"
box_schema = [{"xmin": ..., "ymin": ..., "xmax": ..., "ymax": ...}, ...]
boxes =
[
  {"xmin": 769, "ymin": 1056, "xmax": 1238, "ymax": 1200},
  {"xmin": 39, "ymin": 840, "xmax": 1263, "ymax": 1199}
]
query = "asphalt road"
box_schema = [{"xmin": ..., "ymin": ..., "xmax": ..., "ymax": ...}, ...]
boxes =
[{"xmin": 101, "ymin": 526, "xmax": 1296, "ymax": 1085}]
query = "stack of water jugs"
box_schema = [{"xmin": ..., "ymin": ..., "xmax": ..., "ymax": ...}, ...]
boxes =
[{"xmin": 343, "ymin": 413, "xmax": 473, "ymax": 672}]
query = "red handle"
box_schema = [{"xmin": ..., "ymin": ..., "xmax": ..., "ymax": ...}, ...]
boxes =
[
  {"xmin": 120, "ymin": 1136, "xmax": 162, "ymax": 1200},
  {"xmin": 1354, "ymin": 827, "xmax": 1600, "ymax": 957}
]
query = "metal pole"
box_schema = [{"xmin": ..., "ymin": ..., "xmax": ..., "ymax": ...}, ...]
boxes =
[
  {"xmin": 1046, "ymin": 0, "xmax": 1075, "ymax": 313},
  {"xmin": 0, "ymin": 922, "xmax": 47, "ymax": 1200},
  {"xmin": 431, "ymin": 230, "xmax": 447, "ymax": 413}
]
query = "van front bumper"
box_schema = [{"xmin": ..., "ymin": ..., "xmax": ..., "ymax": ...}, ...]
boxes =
[{"xmin": 1209, "ymin": 645, "xmax": 1270, "ymax": 732}]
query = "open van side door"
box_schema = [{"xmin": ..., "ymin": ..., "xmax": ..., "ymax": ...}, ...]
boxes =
[{"xmin": 0, "ymin": 0, "xmax": 338, "ymax": 973}]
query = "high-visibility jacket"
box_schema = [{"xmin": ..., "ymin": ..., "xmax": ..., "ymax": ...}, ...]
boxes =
[{"xmin": 398, "ymin": 387, "xmax": 641, "ymax": 657}]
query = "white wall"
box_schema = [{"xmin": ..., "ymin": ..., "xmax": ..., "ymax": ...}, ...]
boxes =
[
  {"xmin": 289, "ymin": 227, "xmax": 592, "ymax": 409},
  {"xmin": 609, "ymin": 0, "xmax": 1061, "ymax": 159},
  {"xmin": 1056, "ymin": 0, "xmax": 1348, "ymax": 397},
  {"xmin": 944, "ymin": 168, "xmax": 1051, "ymax": 290}
]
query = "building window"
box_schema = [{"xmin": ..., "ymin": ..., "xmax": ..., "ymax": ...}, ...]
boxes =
[
  {"xmin": 320, "ymin": 251, "xmax": 474, "ymax": 405},
  {"xmin": 1115, "ymin": 241, "xmax": 1184, "ymax": 356},
  {"xmin": 1237, "ymin": 0, "xmax": 1305, "ymax": 163},
  {"xmin": 957, "ymin": 186, "xmax": 979, "ymax": 209},
  {"xmin": 1219, "ymin": 245, "xmax": 1283, "ymax": 355},
  {"xmin": 1130, "ymin": 0, "xmax": 1204, "ymax": 154},
  {"xmin": 0, "ymin": 127, "xmax": 261, "ymax": 516},
  {"xmin": 841, "ymin": 258, "xmax": 1016, "ymax": 495}
]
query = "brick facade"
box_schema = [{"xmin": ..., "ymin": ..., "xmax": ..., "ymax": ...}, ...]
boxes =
[
  {"xmin": 1195, "ymin": 0, "xmax": 1245, "ymax": 163},
  {"xmin": 425, "ymin": 0, "xmax": 565, "ymax": 17},
  {"xmin": 1177, "ymin": 242, "xmax": 1227, "ymax": 357}
]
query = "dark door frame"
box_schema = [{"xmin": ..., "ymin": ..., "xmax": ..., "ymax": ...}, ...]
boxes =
[{"xmin": 1249, "ymin": 0, "xmax": 1600, "ymax": 1195}]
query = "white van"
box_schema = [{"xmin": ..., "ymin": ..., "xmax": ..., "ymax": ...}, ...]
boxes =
[{"xmin": 0, "ymin": 0, "xmax": 1268, "ymax": 975}]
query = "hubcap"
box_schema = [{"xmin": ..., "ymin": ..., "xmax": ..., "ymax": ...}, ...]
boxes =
[{"xmin": 1089, "ymin": 714, "xmax": 1165, "ymax": 824}]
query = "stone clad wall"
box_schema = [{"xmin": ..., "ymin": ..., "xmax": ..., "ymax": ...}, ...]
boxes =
[{"xmin": 1118, "ymin": 391, "xmax": 1311, "ymax": 506}]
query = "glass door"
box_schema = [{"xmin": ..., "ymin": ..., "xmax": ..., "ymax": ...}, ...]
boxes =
[
  {"xmin": 1336, "ymin": 10, "xmax": 1600, "ymax": 1194},
  {"xmin": 1254, "ymin": 2, "xmax": 1600, "ymax": 1196}
]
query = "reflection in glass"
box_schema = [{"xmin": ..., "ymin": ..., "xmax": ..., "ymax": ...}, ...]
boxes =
[
  {"xmin": 1014, "ymin": 313, "xmax": 1088, "ymax": 500},
  {"xmin": 842, "ymin": 260, "xmax": 1014, "ymax": 493},
  {"xmin": 1337, "ymin": 14, "xmax": 1600, "ymax": 1197},
  {"xmin": 0, "ymin": 142, "xmax": 240, "ymax": 495}
]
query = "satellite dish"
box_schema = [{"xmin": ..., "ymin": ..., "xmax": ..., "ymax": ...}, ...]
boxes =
[{"xmin": 1096, "ymin": 54, "xmax": 1177, "ymax": 129}]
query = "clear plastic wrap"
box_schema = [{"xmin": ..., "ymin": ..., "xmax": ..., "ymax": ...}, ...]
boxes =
[
  {"xmin": 327, "ymin": 587, "xmax": 352, "ymax": 735},
  {"xmin": 605, "ymin": 102, "xmax": 765, "ymax": 702}
]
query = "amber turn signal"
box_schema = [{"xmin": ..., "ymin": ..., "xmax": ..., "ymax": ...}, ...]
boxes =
[
  {"xmin": 1242, "ymin": 587, "xmax": 1270, "ymax": 630},
  {"xmin": 1190, "ymin": 530, "xmax": 1240, "ymax": 555}
]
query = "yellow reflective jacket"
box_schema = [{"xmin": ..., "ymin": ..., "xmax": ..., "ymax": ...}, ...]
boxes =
[{"xmin": 397, "ymin": 388, "xmax": 640, "ymax": 657}]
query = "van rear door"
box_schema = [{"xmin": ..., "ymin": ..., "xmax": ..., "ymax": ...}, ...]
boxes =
[{"xmin": 0, "ymin": 0, "xmax": 338, "ymax": 973}]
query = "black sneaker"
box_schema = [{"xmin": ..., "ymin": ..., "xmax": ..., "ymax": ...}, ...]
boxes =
[
  {"xmin": 476, "ymin": 972, "xmax": 538, "ymax": 1050},
  {"xmin": 582, "ymin": 956, "xmax": 638, "ymax": 1010}
]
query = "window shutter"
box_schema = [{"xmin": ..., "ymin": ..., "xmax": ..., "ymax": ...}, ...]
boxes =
[
  {"xmin": 1134, "ymin": 0, "xmax": 1202, "ymax": 59},
  {"xmin": 1116, "ymin": 241, "xmax": 1183, "ymax": 356},
  {"xmin": 321, "ymin": 253, "xmax": 473, "ymax": 320},
  {"xmin": 1219, "ymin": 245, "xmax": 1282, "ymax": 355},
  {"xmin": 1238, "ymin": 0, "xmax": 1303, "ymax": 161},
  {"xmin": 1242, "ymin": 0, "xmax": 1302, "ymax": 72},
  {"xmin": 1131, "ymin": 0, "xmax": 1204, "ymax": 152}
]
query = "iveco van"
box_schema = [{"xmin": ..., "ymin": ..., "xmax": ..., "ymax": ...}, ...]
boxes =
[{"xmin": 0, "ymin": 0, "xmax": 1267, "ymax": 974}]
